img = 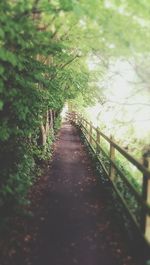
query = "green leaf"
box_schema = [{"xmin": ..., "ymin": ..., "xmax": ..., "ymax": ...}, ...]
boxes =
[
  {"xmin": 0, "ymin": 100, "xmax": 3, "ymax": 110},
  {"xmin": 0, "ymin": 66, "xmax": 4, "ymax": 75},
  {"xmin": 0, "ymin": 80, "xmax": 4, "ymax": 92},
  {"xmin": 0, "ymin": 28, "xmax": 4, "ymax": 38},
  {"xmin": 0, "ymin": 48, "xmax": 18, "ymax": 66}
]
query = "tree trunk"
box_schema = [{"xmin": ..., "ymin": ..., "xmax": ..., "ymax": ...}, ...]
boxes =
[
  {"xmin": 45, "ymin": 110, "xmax": 49, "ymax": 138},
  {"xmin": 40, "ymin": 123, "xmax": 47, "ymax": 146},
  {"xmin": 49, "ymin": 109, "xmax": 54, "ymax": 134}
]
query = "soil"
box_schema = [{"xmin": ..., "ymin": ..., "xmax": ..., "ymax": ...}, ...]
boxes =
[{"xmin": 0, "ymin": 123, "xmax": 144, "ymax": 265}]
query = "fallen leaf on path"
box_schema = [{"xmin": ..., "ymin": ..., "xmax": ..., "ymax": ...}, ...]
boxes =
[
  {"xmin": 24, "ymin": 235, "xmax": 32, "ymax": 242},
  {"xmin": 9, "ymin": 248, "xmax": 16, "ymax": 257}
]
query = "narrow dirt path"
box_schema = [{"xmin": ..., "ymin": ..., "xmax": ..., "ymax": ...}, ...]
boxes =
[{"xmin": 1, "ymin": 123, "xmax": 140, "ymax": 265}]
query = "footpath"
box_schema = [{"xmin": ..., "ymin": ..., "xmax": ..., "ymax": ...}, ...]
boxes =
[{"xmin": 0, "ymin": 123, "xmax": 140, "ymax": 265}]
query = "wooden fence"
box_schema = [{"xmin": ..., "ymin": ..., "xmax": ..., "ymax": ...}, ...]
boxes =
[{"xmin": 67, "ymin": 112, "xmax": 150, "ymax": 246}]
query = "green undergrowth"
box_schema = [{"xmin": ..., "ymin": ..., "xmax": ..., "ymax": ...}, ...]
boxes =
[{"xmin": 0, "ymin": 115, "xmax": 62, "ymax": 232}]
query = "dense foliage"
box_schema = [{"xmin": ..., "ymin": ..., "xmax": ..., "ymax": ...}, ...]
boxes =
[{"xmin": 0, "ymin": 0, "xmax": 90, "ymax": 213}]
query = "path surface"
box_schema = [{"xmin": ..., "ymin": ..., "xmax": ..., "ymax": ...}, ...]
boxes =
[{"xmin": 1, "ymin": 123, "xmax": 139, "ymax": 265}]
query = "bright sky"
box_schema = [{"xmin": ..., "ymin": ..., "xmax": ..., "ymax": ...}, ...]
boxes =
[{"xmin": 87, "ymin": 58, "xmax": 150, "ymax": 141}]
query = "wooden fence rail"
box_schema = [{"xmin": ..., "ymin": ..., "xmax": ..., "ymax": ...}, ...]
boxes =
[{"xmin": 67, "ymin": 112, "xmax": 150, "ymax": 247}]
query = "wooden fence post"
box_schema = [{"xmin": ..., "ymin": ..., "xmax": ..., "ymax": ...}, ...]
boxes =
[
  {"xmin": 109, "ymin": 136, "xmax": 115, "ymax": 181},
  {"xmin": 85, "ymin": 119, "xmax": 87, "ymax": 131},
  {"xmin": 83, "ymin": 118, "xmax": 86, "ymax": 133},
  {"xmin": 96, "ymin": 128, "xmax": 100, "ymax": 155},
  {"xmin": 141, "ymin": 154, "xmax": 150, "ymax": 241},
  {"xmin": 89, "ymin": 122, "xmax": 92, "ymax": 145},
  {"xmin": 84, "ymin": 120, "xmax": 88, "ymax": 137}
]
